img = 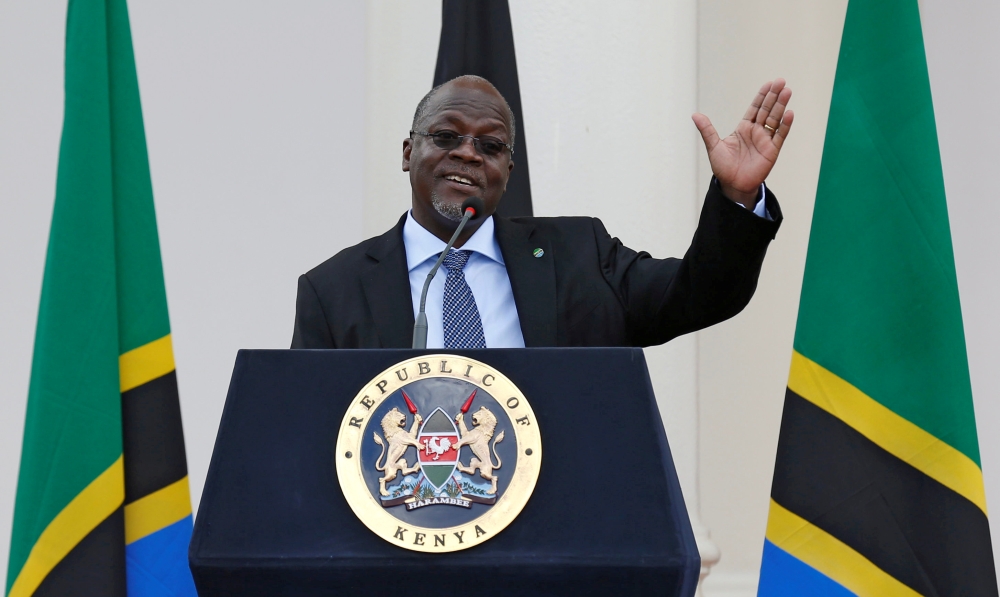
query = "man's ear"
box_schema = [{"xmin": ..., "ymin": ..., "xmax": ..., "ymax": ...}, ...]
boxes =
[
  {"xmin": 402, "ymin": 138, "xmax": 413, "ymax": 172},
  {"xmin": 503, "ymin": 160, "xmax": 514, "ymax": 192}
]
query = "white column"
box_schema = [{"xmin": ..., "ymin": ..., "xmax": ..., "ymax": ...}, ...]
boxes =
[
  {"xmin": 363, "ymin": 0, "xmax": 442, "ymax": 238},
  {"xmin": 695, "ymin": 1, "xmax": 848, "ymax": 594},
  {"xmin": 510, "ymin": 0, "xmax": 719, "ymax": 591}
]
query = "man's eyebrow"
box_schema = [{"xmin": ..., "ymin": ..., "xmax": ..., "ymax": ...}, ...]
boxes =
[{"xmin": 431, "ymin": 112, "xmax": 509, "ymax": 136}]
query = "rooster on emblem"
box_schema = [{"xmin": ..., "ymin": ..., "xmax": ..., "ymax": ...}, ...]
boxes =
[{"xmin": 424, "ymin": 436, "xmax": 454, "ymax": 461}]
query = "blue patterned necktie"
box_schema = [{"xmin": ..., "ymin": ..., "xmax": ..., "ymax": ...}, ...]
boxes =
[{"xmin": 441, "ymin": 250, "xmax": 486, "ymax": 349}]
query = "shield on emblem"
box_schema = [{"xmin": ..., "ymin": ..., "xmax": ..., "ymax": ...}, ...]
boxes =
[{"xmin": 417, "ymin": 407, "xmax": 460, "ymax": 490}]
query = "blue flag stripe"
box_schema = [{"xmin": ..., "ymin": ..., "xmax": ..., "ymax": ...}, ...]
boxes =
[
  {"xmin": 125, "ymin": 515, "xmax": 197, "ymax": 597},
  {"xmin": 758, "ymin": 540, "xmax": 856, "ymax": 597}
]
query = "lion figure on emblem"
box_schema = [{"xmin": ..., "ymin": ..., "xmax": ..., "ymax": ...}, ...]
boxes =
[
  {"xmin": 373, "ymin": 407, "xmax": 424, "ymax": 496},
  {"xmin": 454, "ymin": 406, "xmax": 505, "ymax": 494}
]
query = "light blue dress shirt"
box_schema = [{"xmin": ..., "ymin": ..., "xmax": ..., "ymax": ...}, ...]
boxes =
[
  {"xmin": 403, "ymin": 185, "xmax": 770, "ymax": 349},
  {"xmin": 404, "ymin": 212, "xmax": 526, "ymax": 348}
]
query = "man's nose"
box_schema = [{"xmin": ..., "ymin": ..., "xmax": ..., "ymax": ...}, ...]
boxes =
[{"xmin": 449, "ymin": 137, "xmax": 482, "ymax": 163}]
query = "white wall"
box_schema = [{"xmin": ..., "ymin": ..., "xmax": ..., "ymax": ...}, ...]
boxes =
[
  {"xmin": 507, "ymin": 0, "xmax": 717, "ymax": 581},
  {"xmin": 363, "ymin": 1, "xmax": 442, "ymax": 239},
  {"xmin": 0, "ymin": 3, "xmax": 64, "ymax": 581},
  {"xmin": 695, "ymin": 0, "xmax": 848, "ymax": 592},
  {"xmin": 510, "ymin": 0, "xmax": 701, "ymax": 458},
  {"xmin": 923, "ymin": 0, "xmax": 1000, "ymax": 546},
  {"xmin": 2, "ymin": 1, "xmax": 999, "ymax": 594},
  {"xmin": 128, "ymin": 0, "xmax": 368, "ymax": 523},
  {"xmin": 0, "ymin": 0, "xmax": 367, "ymax": 582},
  {"xmin": 923, "ymin": 0, "xmax": 1000, "ymax": 587}
]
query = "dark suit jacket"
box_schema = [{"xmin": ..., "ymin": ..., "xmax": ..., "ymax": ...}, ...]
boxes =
[{"xmin": 291, "ymin": 183, "xmax": 782, "ymax": 349}]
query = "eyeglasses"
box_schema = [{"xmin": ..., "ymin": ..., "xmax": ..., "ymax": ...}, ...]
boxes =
[{"xmin": 410, "ymin": 130, "xmax": 514, "ymax": 157}]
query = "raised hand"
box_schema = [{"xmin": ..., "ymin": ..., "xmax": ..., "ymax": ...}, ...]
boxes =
[{"xmin": 691, "ymin": 79, "xmax": 794, "ymax": 208}]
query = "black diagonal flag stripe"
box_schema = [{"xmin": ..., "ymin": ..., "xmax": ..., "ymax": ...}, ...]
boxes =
[
  {"xmin": 434, "ymin": 0, "xmax": 533, "ymax": 218},
  {"xmin": 772, "ymin": 388, "xmax": 998, "ymax": 597},
  {"xmin": 33, "ymin": 508, "xmax": 127, "ymax": 597},
  {"xmin": 121, "ymin": 371, "xmax": 189, "ymax": 504}
]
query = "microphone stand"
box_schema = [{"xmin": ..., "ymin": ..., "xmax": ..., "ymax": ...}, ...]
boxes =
[{"xmin": 412, "ymin": 200, "xmax": 482, "ymax": 349}]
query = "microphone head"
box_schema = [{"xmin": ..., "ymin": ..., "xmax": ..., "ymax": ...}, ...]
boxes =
[{"xmin": 461, "ymin": 196, "xmax": 486, "ymax": 220}]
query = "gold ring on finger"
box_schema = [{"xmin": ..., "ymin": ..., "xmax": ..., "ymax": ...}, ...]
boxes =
[{"xmin": 763, "ymin": 124, "xmax": 776, "ymax": 133}]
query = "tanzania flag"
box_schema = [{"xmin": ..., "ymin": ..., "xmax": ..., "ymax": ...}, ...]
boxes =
[
  {"xmin": 757, "ymin": 0, "xmax": 998, "ymax": 595},
  {"xmin": 5, "ymin": 1, "xmax": 196, "ymax": 596}
]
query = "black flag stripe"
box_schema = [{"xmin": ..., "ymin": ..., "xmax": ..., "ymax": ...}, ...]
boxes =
[
  {"xmin": 121, "ymin": 371, "xmax": 189, "ymax": 505},
  {"xmin": 772, "ymin": 388, "xmax": 998, "ymax": 596},
  {"xmin": 33, "ymin": 508, "xmax": 127, "ymax": 597},
  {"xmin": 434, "ymin": 0, "xmax": 533, "ymax": 218}
]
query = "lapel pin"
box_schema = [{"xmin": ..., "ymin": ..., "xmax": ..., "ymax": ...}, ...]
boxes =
[{"xmin": 533, "ymin": 248, "xmax": 544, "ymax": 258}]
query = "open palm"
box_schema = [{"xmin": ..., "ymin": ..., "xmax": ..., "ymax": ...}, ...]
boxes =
[{"xmin": 692, "ymin": 79, "xmax": 794, "ymax": 207}]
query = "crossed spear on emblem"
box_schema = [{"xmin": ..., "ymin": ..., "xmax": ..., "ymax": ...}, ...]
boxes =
[
  {"xmin": 458, "ymin": 389, "xmax": 476, "ymax": 420},
  {"xmin": 401, "ymin": 390, "xmax": 419, "ymax": 418},
  {"xmin": 452, "ymin": 390, "xmax": 476, "ymax": 493},
  {"xmin": 399, "ymin": 389, "xmax": 476, "ymax": 421},
  {"xmin": 397, "ymin": 391, "xmax": 425, "ymax": 498}
]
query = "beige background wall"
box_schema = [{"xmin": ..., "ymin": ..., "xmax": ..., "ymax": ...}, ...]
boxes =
[
  {"xmin": 696, "ymin": 0, "xmax": 848, "ymax": 592},
  {"xmin": 1, "ymin": 2, "xmax": 998, "ymax": 595}
]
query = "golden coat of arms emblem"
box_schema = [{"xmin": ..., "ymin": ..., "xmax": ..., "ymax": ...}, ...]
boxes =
[{"xmin": 336, "ymin": 355, "xmax": 542, "ymax": 553}]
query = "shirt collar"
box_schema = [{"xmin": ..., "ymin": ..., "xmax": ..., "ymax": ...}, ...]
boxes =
[{"xmin": 403, "ymin": 211, "xmax": 505, "ymax": 272}]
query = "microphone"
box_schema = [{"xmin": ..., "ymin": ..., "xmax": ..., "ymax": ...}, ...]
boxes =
[{"xmin": 412, "ymin": 197, "xmax": 486, "ymax": 349}]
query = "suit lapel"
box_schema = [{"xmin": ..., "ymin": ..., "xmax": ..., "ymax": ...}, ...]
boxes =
[
  {"xmin": 495, "ymin": 218, "xmax": 557, "ymax": 347},
  {"xmin": 361, "ymin": 214, "xmax": 414, "ymax": 348}
]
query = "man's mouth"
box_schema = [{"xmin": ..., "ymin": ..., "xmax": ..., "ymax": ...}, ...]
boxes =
[{"xmin": 444, "ymin": 174, "xmax": 477, "ymax": 187}]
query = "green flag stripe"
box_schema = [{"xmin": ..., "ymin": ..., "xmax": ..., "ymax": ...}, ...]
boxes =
[
  {"xmin": 792, "ymin": 0, "xmax": 980, "ymax": 465},
  {"xmin": 106, "ymin": 0, "xmax": 170, "ymax": 355}
]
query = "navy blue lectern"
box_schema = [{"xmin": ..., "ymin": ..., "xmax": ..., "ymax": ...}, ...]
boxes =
[{"xmin": 189, "ymin": 348, "xmax": 700, "ymax": 596}]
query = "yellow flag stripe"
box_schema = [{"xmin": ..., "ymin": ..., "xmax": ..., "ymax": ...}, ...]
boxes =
[
  {"xmin": 119, "ymin": 334, "xmax": 175, "ymax": 393},
  {"xmin": 788, "ymin": 350, "xmax": 987, "ymax": 515},
  {"xmin": 124, "ymin": 476, "xmax": 193, "ymax": 544},
  {"xmin": 8, "ymin": 456, "xmax": 124, "ymax": 597},
  {"xmin": 766, "ymin": 499, "xmax": 920, "ymax": 597}
]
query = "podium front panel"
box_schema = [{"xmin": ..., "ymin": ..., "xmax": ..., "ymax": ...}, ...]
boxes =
[{"xmin": 190, "ymin": 348, "xmax": 699, "ymax": 596}]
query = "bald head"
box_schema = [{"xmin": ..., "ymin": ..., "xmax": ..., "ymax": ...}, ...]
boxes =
[{"xmin": 411, "ymin": 75, "xmax": 516, "ymax": 148}]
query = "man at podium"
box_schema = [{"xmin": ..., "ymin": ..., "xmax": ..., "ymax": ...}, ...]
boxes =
[
  {"xmin": 291, "ymin": 75, "xmax": 791, "ymax": 350},
  {"xmin": 196, "ymin": 74, "xmax": 787, "ymax": 597}
]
